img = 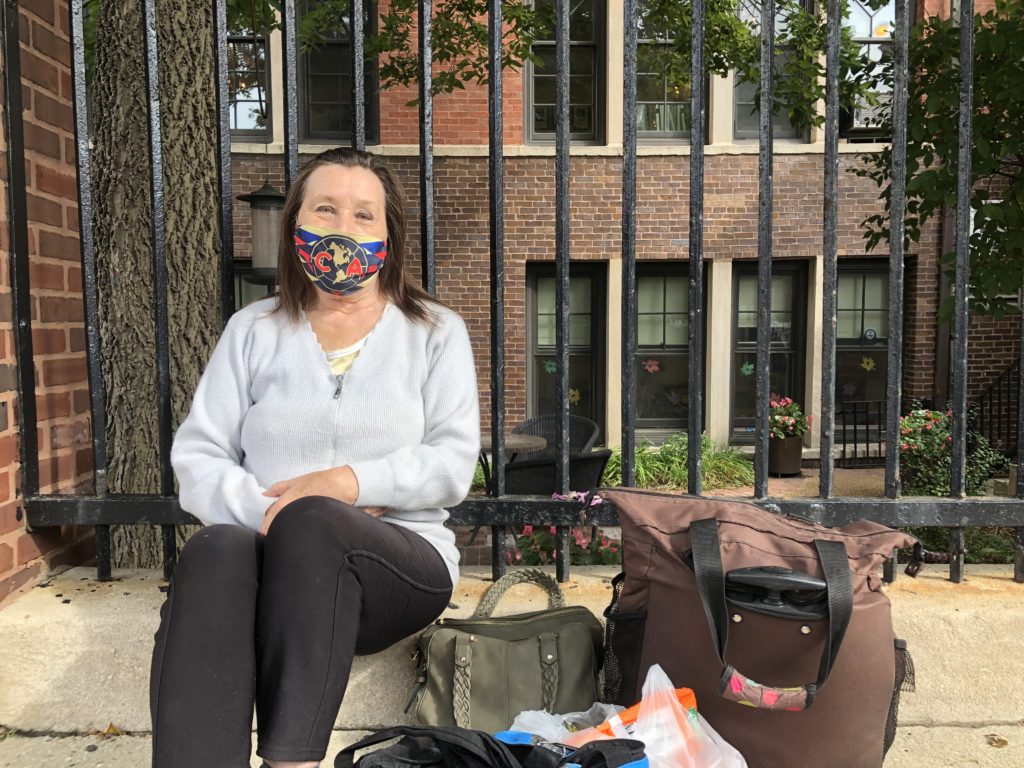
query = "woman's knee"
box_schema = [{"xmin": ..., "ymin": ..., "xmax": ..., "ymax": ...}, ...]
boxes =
[
  {"xmin": 175, "ymin": 524, "xmax": 261, "ymax": 584},
  {"xmin": 264, "ymin": 496, "xmax": 365, "ymax": 555}
]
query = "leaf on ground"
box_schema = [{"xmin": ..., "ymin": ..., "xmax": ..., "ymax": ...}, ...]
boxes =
[
  {"xmin": 100, "ymin": 723, "xmax": 124, "ymax": 739},
  {"xmin": 985, "ymin": 733, "xmax": 1009, "ymax": 748}
]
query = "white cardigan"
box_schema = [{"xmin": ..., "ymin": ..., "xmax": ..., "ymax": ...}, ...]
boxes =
[{"xmin": 170, "ymin": 296, "xmax": 480, "ymax": 586}]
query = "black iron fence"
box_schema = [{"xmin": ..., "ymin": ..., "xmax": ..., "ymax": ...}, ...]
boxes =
[
  {"xmin": 975, "ymin": 358, "xmax": 1020, "ymax": 458},
  {"xmin": 3, "ymin": 0, "xmax": 1023, "ymax": 586},
  {"xmin": 836, "ymin": 400, "xmax": 886, "ymax": 468}
]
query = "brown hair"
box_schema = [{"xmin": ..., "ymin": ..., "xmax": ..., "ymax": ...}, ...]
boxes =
[{"xmin": 274, "ymin": 147, "xmax": 442, "ymax": 324}]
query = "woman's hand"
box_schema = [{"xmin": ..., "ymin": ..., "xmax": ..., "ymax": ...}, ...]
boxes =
[{"xmin": 261, "ymin": 466, "xmax": 371, "ymax": 534}]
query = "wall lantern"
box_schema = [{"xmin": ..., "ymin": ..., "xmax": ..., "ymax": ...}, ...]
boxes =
[{"xmin": 237, "ymin": 182, "xmax": 286, "ymax": 270}]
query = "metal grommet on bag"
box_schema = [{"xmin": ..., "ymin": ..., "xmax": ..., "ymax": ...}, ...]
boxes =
[
  {"xmin": 731, "ymin": 614, "xmax": 743, "ymax": 623},
  {"xmin": 801, "ymin": 625, "xmax": 812, "ymax": 635}
]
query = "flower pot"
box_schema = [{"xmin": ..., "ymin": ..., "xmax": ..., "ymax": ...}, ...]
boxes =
[{"xmin": 768, "ymin": 434, "xmax": 804, "ymax": 477}]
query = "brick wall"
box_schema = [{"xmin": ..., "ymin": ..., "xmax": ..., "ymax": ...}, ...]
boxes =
[{"xmin": 0, "ymin": 0, "xmax": 93, "ymax": 604}]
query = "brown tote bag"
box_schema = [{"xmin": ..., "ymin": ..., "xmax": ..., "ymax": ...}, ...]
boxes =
[{"xmin": 601, "ymin": 489, "xmax": 917, "ymax": 768}]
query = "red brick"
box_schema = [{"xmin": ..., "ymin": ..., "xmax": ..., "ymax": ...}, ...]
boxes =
[
  {"xmin": 27, "ymin": 193, "xmax": 63, "ymax": 226},
  {"xmin": 23, "ymin": 122, "xmax": 61, "ymax": 158},
  {"xmin": 0, "ymin": 563, "xmax": 40, "ymax": 606},
  {"xmin": 0, "ymin": 364, "xmax": 16, "ymax": 392},
  {"xmin": 50, "ymin": 420, "xmax": 90, "ymax": 450},
  {"xmin": 67, "ymin": 265, "xmax": 82, "ymax": 292},
  {"xmin": 33, "ymin": 90, "xmax": 73, "ymax": 130},
  {"xmin": 75, "ymin": 446, "xmax": 93, "ymax": 476},
  {"xmin": 40, "ymin": 356, "xmax": 86, "ymax": 386},
  {"xmin": 0, "ymin": 471, "xmax": 10, "ymax": 503},
  {"xmin": 37, "ymin": 451, "xmax": 75, "ymax": 490},
  {"xmin": 19, "ymin": 49, "xmax": 59, "ymax": 93},
  {"xmin": 31, "ymin": 20, "xmax": 71, "ymax": 67},
  {"xmin": 0, "ymin": 542, "xmax": 12, "ymax": 574},
  {"xmin": 72, "ymin": 387, "xmax": 90, "ymax": 414},
  {"xmin": 15, "ymin": 527, "xmax": 64, "ymax": 565},
  {"xmin": 36, "ymin": 390, "xmax": 71, "ymax": 419},
  {"xmin": 69, "ymin": 325, "xmax": 85, "ymax": 352},
  {"xmin": 34, "ymin": 164, "xmax": 77, "ymax": 200},
  {"xmin": 37, "ymin": 295, "xmax": 83, "ymax": 323},
  {"xmin": 21, "ymin": 0, "xmax": 55, "ymax": 26},
  {"xmin": 29, "ymin": 261, "xmax": 65, "ymax": 291},
  {"xmin": 37, "ymin": 230, "xmax": 79, "ymax": 260},
  {"xmin": 0, "ymin": 504, "xmax": 22, "ymax": 537}
]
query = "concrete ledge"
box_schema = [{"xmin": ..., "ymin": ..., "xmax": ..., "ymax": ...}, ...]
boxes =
[{"xmin": 0, "ymin": 564, "xmax": 1020, "ymax": 752}]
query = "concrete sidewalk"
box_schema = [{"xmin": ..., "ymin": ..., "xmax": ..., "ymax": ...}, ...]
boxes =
[{"xmin": 0, "ymin": 564, "xmax": 1021, "ymax": 767}]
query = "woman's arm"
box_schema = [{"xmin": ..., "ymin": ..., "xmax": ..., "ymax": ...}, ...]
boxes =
[
  {"xmin": 347, "ymin": 311, "xmax": 480, "ymax": 511},
  {"xmin": 171, "ymin": 312, "xmax": 272, "ymax": 531}
]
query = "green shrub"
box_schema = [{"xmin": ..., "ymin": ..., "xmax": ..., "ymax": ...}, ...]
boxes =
[
  {"xmin": 603, "ymin": 432, "xmax": 755, "ymax": 491},
  {"xmin": 508, "ymin": 525, "xmax": 622, "ymax": 567},
  {"xmin": 899, "ymin": 409, "xmax": 1008, "ymax": 496},
  {"xmin": 904, "ymin": 526, "xmax": 1018, "ymax": 564}
]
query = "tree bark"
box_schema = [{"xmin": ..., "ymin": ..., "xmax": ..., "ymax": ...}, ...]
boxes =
[{"xmin": 91, "ymin": 0, "xmax": 222, "ymax": 567}]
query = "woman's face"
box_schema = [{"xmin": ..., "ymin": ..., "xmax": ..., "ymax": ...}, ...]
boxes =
[{"xmin": 296, "ymin": 163, "xmax": 388, "ymax": 243}]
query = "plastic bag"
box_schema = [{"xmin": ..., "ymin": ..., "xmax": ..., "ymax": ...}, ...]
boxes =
[
  {"xmin": 509, "ymin": 702, "xmax": 625, "ymax": 744},
  {"xmin": 588, "ymin": 665, "xmax": 747, "ymax": 768}
]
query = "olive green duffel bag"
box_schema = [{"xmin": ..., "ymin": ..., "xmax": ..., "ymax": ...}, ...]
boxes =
[{"xmin": 410, "ymin": 568, "xmax": 604, "ymax": 734}]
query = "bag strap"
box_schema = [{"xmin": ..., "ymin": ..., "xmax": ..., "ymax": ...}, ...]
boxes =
[
  {"xmin": 334, "ymin": 724, "xmax": 523, "ymax": 768},
  {"xmin": 689, "ymin": 517, "xmax": 853, "ymax": 712},
  {"xmin": 472, "ymin": 567, "xmax": 566, "ymax": 618}
]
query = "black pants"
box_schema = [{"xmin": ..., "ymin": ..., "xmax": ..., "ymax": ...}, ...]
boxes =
[{"xmin": 150, "ymin": 496, "xmax": 453, "ymax": 767}]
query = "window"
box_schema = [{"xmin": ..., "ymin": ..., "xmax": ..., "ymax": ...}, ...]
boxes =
[
  {"xmin": 733, "ymin": 0, "xmax": 802, "ymax": 140},
  {"xmin": 731, "ymin": 263, "xmax": 807, "ymax": 439},
  {"xmin": 299, "ymin": 1, "xmax": 378, "ymax": 142},
  {"xmin": 635, "ymin": 5, "xmax": 691, "ymax": 139},
  {"xmin": 635, "ymin": 265, "xmax": 693, "ymax": 429},
  {"xmin": 528, "ymin": 0, "xmax": 604, "ymax": 142},
  {"xmin": 836, "ymin": 266, "xmax": 888, "ymax": 413},
  {"xmin": 841, "ymin": 0, "xmax": 895, "ymax": 138},
  {"xmin": 527, "ymin": 265, "xmax": 607, "ymax": 441},
  {"xmin": 228, "ymin": 30, "xmax": 271, "ymax": 139}
]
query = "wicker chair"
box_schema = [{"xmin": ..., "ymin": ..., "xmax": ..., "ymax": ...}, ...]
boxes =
[
  {"xmin": 503, "ymin": 448, "xmax": 613, "ymax": 496},
  {"xmin": 509, "ymin": 414, "xmax": 600, "ymax": 462}
]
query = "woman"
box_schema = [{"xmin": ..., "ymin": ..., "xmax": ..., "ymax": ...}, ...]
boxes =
[{"xmin": 153, "ymin": 148, "xmax": 480, "ymax": 768}]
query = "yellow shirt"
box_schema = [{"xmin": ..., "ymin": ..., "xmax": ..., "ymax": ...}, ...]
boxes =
[{"xmin": 326, "ymin": 335, "xmax": 369, "ymax": 376}]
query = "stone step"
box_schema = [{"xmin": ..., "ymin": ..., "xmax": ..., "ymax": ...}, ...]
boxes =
[{"xmin": 0, "ymin": 564, "xmax": 1022, "ymax": 755}]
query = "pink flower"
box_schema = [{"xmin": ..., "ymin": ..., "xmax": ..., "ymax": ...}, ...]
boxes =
[
  {"xmin": 900, "ymin": 442, "xmax": 909, "ymax": 450},
  {"xmin": 642, "ymin": 358, "xmax": 661, "ymax": 374},
  {"xmin": 548, "ymin": 526, "xmax": 557, "ymax": 535},
  {"xmin": 522, "ymin": 525, "xmax": 533, "ymax": 536},
  {"xmin": 515, "ymin": 551, "xmax": 522, "ymax": 561},
  {"xmin": 610, "ymin": 546, "xmax": 619, "ymax": 554}
]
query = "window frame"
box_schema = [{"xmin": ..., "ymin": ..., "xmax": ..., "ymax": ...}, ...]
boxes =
[
  {"xmin": 729, "ymin": 260, "xmax": 808, "ymax": 441},
  {"xmin": 227, "ymin": 31, "xmax": 272, "ymax": 141},
  {"xmin": 839, "ymin": 0, "xmax": 898, "ymax": 140},
  {"xmin": 634, "ymin": 262, "xmax": 706, "ymax": 432},
  {"xmin": 525, "ymin": 0, "xmax": 607, "ymax": 145},
  {"xmin": 634, "ymin": 30, "xmax": 700, "ymax": 142},
  {"xmin": 297, "ymin": 0, "xmax": 380, "ymax": 144},
  {"xmin": 834, "ymin": 260, "xmax": 890, "ymax": 421},
  {"xmin": 525, "ymin": 262, "xmax": 608, "ymax": 443}
]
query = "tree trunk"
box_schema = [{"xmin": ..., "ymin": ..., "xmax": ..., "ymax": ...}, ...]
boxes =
[{"xmin": 91, "ymin": 0, "xmax": 222, "ymax": 567}]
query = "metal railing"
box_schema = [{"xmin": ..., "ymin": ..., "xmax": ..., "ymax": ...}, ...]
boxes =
[
  {"xmin": 974, "ymin": 358, "xmax": 1020, "ymax": 458},
  {"xmin": 836, "ymin": 400, "xmax": 886, "ymax": 468},
  {"xmin": 2, "ymin": 0, "xmax": 1022, "ymax": 586}
]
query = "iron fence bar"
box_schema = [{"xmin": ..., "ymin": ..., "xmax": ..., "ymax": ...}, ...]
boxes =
[
  {"xmin": 949, "ymin": 0, "xmax": 975, "ymax": 583},
  {"xmin": 487, "ymin": 0, "xmax": 507, "ymax": 578},
  {"xmin": 213, "ymin": 0, "xmax": 235, "ymax": 325},
  {"xmin": 351, "ymin": 0, "xmax": 366, "ymax": 151},
  {"xmin": 753, "ymin": 0, "xmax": 775, "ymax": 499},
  {"xmin": 554, "ymin": 0, "xmax": 571, "ymax": 580},
  {"xmin": 418, "ymin": 0, "xmax": 436, "ymax": 294},
  {"xmin": 884, "ymin": 0, "xmax": 910, "ymax": 501},
  {"xmin": 687, "ymin": 0, "xmax": 706, "ymax": 496},
  {"xmin": 282, "ymin": 0, "xmax": 299, "ymax": 187},
  {"xmin": 1018, "ymin": 305, "xmax": 1024, "ymax": 582},
  {"xmin": 819, "ymin": 0, "xmax": 841, "ymax": 499},
  {"xmin": 554, "ymin": 0, "xmax": 570, "ymax": 493},
  {"xmin": 620, "ymin": 0, "xmax": 637, "ymax": 488},
  {"xmin": 2, "ymin": 0, "xmax": 40, "ymax": 545},
  {"xmin": 141, "ymin": 0, "xmax": 177, "ymax": 579},
  {"xmin": 69, "ymin": 0, "xmax": 112, "ymax": 580}
]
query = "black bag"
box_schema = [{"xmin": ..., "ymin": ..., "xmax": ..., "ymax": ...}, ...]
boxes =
[{"xmin": 334, "ymin": 725, "xmax": 647, "ymax": 768}]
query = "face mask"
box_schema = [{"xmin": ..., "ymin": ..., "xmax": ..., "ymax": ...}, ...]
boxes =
[{"xmin": 293, "ymin": 224, "xmax": 388, "ymax": 296}]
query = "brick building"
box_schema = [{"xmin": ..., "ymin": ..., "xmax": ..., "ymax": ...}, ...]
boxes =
[{"xmin": 0, "ymin": 0, "xmax": 1017, "ymax": 595}]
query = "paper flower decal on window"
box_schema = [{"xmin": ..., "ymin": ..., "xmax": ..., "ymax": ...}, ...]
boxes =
[
  {"xmin": 642, "ymin": 358, "xmax": 661, "ymax": 374},
  {"xmin": 740, "ymin": 361, "xmax": 755, "ymax": 377},
  {"xmin": 544, "ymin": 361, "xmax": 557, "ymax": 374},
  {"xmin": 569, "ymin": 388, "xmax": 581, "ymax": 405},
  {"xmin": 860, "ymin": 356, "xmax": 877, "ymax": 372},
  {"xmin": 666, "ymin": 389, "xmax": 685, "ymax": 406}
]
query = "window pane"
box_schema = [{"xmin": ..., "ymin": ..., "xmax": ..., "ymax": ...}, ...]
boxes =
[
  {"xmin": 570, "ymin": 47, "xmax": 596, "ymax": 76},
  {"xmin": 569, "ymin": 315, "xmax": 591, "ymax": 346},
  {"xmin": 637, "ymin": 74, "xmax": 664, "ymax": 103},
  {"xmin": 838, "ymin": 274, "xmax": 861, "ymax": 310},
  {"xmin": 737, "ymin": 274, "xmax": 756, "ymax": 313},
  {"xmin": 638, "ymin": 277, "xmax": 665, "ymax": 313},
  {"xmin": 534, "ymin": 76, "xmax": 557, "ymax": 104},
  {"xmin": 636, "ymin": 353, "xmax": 688, "ymax": 422},
  {"xmin": 665, "ymin": 276, "xmax": 688, "ymax": 313},
  {"xmin": 862, "ymin": 311, "xmax": 888, "ymax": 340},
  {"xmin": 537, "ymin": 314, "xmax": 555, "ymax": 346},
  {"xmin": 837, "ymin": 309, "xmax": 861, "ymax": 339},
  {"xmin": 638, "ymin": 314, "xmax": 664, "ymax": 346},
  {"xmin": 535, "ymin": 354, "xmax": 595, "ymax": 420},
  {"xmin": 570, "ymin": 106, "xmax": 594, "ymax": 133},
  {"xmin": 732, "ymin": 352, "xmax": 794, "ymax": 421},
  {"xmin": 665, "ymin": 313, "xmax": 688, "ymax": 345},
  {"xmin": 570, "ymin": 76, "xmax": 594, "ymax": 105},
  {"xmin": 864, "ymin": 274, "xmax": 888, "ymax": 308},
  {"xmin": 772, "ymin": 275, "xmax": 792, "ymax": 309},
  {"xmin": 733, "ymin": 75, "xmax": 799, "ymax": 139},
  {"xmin": 534, "ymin": 105, "xmax": 556, "ymax": 132},
  {"xmin": 538, "ymin": 278, "xmax": 555, "ymax": 314},
  {"xmin": 309, "ymin": 74, "xmax": 340, "ymax": 103},
  {"xmin": 836, "ymin": 350, "xmax": 887, "ymax": 404},
  {"xmin": 570, "ymin": 278, "xmax": 591, "ymax": 312}
]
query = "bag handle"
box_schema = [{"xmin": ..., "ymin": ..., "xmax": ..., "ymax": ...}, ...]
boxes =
[
  {"xmin": 689, "ymin": 517, "xmax": 853, "ymax": 712},
  {"xmin": 472, "ymin": 567, "xmax": 566, "ymax": 618}
]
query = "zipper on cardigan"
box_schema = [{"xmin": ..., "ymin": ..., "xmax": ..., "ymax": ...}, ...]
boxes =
[{"xmin": 333, "ymin": 375, "xmax": 344, "ymax": 399}]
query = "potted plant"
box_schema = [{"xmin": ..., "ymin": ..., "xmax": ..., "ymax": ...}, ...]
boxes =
[{"xmin": 768, "ymin": 396, "xmax": 811, "ymax": 476}]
